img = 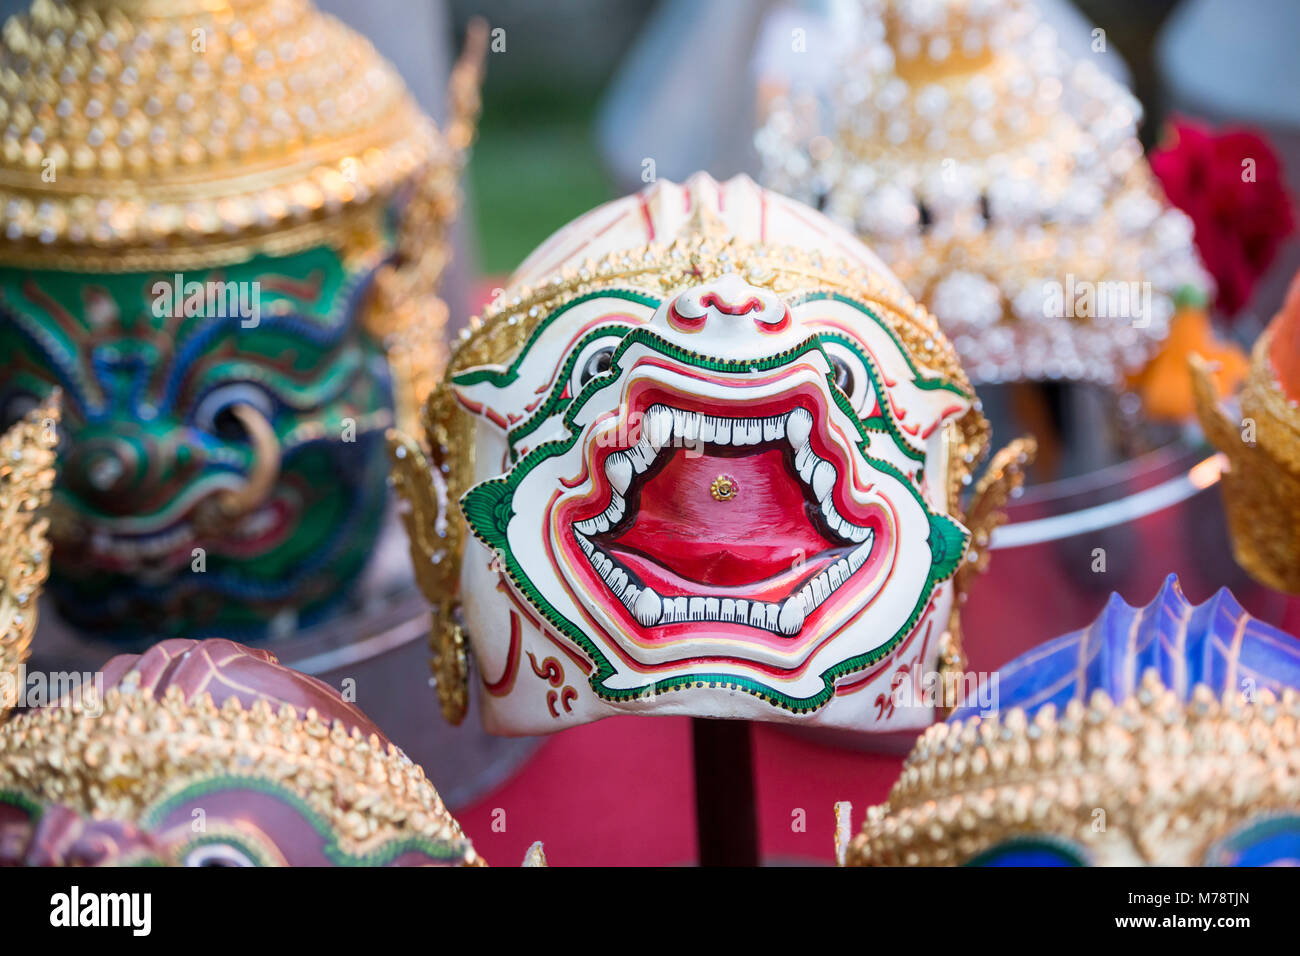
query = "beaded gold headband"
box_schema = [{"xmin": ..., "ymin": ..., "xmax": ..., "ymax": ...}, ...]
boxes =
[
  {"xmin": 851, "ymin": 674, "xmax": 1300, "ymax": 866},
  {"xmin": 848, "ymin": 578, "xmax": 1300, "ymax": 866},
  {"xmin": 0, "ymin": 682, "xmax": 481, "ymax": 865},
  {"xmin": 0, "ymin": 0, "xmax": 437, "ymax": 272}
]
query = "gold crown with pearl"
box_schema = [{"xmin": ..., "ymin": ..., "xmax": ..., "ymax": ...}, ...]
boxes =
[{"xmin": 757, "ymin": 0, "xmax": 1208, "ymax": 385}]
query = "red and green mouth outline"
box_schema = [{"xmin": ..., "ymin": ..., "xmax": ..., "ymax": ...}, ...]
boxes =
[{"xmin": 459, "ymin": 294, "xmax": 969, "ymax": 713}]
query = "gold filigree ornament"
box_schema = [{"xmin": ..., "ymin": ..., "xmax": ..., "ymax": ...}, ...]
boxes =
[
  {"xmin": 0, "ymin": 0, "xmax": 484, "ymax": 433},
  {"xmin": 389, "ymin": 210, "xmax": 1034, "ymax": 724},
  {"xmin": 849, "ymin": 672, "xmax": 1300, "ymax": 866},
  {"xmin": 0, "ymin": 392, "xmax": 59, "ymax": 719},
  {"xmin": 1191, "ymin": 332, "xmax": 1300, "ymax": 593}
]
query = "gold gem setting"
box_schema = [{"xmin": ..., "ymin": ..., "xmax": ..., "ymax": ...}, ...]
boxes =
[{"xmin": 710, "ymin": 474, "xmax": 738, "ymax": 502}]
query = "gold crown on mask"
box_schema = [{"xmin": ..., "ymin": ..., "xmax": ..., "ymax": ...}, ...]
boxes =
[
  {"xmin": 757, "ymin": 0, "xmax": 1208, "ymax": 385},
  {"xmin": 0, "ymin": 680, "xmax": 482, "ymax": 865},
  {"xmin": 0, "ymin": 0, "xmax": 485, "ymax": 433},
  {"xmin": 0, "ymin": 0, "xmax": 438, "ymax": 270},
  {"xmin": 0, "ymin": 393, "xmax": 59, "ymax": 718},
  {"xmin": 848, "ymin": 577, "xmax": 1300, "ymax": 866},
  {"xmin": 849, "ymin": 673, "xmax": 1300, "ymax": 866},
  {"xmin": 390, "ymin": 205, "xmax": 1035, "ymax": 723}
]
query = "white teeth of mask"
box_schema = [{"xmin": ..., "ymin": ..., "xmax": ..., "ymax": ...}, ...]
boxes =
[
  {"xmin": 812, "ymin": 459, "xmax": 835, "ymax": 501},
  {"xmin": 574, "ymin": 405, "xmax": 880, "ymax": 635},
  {"xmin": 785, "ymin": 406, "xmax": 813, "ymax": 449},
  {"xmin": 644, "ymin": 405, "xmax": 674, "ymax": 450},
  {"xmin": 606, "ymin": 452, "xmax": 633, "ymax": 495},
  {"xmin": 633, "ymin": 586, "xmax": 661, "ymax": 626}
]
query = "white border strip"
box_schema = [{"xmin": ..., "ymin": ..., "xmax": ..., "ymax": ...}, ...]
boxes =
[
  {"xmin": 288, "ymin": 613, "xmax": 428, "ymax": 675},
  {"xmin": 990, "ymin": 454, "xmax": 1226, "ymax": 549}
]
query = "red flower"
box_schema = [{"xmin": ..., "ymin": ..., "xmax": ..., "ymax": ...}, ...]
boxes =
[{"xmin": 1150, "ymin": 118, "xmax": 1295, "ymax": 318}]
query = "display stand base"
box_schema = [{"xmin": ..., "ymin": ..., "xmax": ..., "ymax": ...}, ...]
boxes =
[{"xmin": 691, "ymin": 717, "xmax": 760, "ymax": 866}]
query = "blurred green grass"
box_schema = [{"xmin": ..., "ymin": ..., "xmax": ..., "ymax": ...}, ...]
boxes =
[{"xmin": 467, "ymin": 107, "xmax": 616, "ymax": 276}]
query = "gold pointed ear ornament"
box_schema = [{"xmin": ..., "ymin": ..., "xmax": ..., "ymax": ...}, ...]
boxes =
[
  {"xmin": 370, "ymin": 19, "xmax": 489, "ymax": 438},
  {"xmin": 938, "ymin": 434, "xmax": 1038, "ymax": 714},
  {"xmin": 379, "ymin": 20, "xmax": 488, "ymax": 725},
  {"xmin": 1191, "ymin": 334, "xmax": 1300, "ymax": 593},
  {"xmin": 388, "ymin": 377, "xmax": 475, "ymax": 725},
  {"xmin": 0, "ymin": 391, "xmax": 60, "ymax": 720}
]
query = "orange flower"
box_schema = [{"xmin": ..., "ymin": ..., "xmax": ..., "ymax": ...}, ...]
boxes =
[{"xmin": 1128, "ymin": 304, "xmax": 1248, "ymax": 421}]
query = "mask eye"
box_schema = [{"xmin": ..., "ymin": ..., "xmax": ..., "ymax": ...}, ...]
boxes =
[
  {"xmin": 194, "ymin": 384, "xmax": 274, "ymax": 442},
  {"xmin": 184, "ymin": 843, "xmax": 257, "ymax": 867},
  {"xmin": 1204, "ymin": 815, "xmax": 1300, "ymax": 866},
  {"xmin": 829, "ymin": 355, "xmax": 854, "ymax": 396},
  {"xmin": 578, "ymin": 345, "xmax": 616, "ymax": 387},
  {"xmin": 821, "ymin": 343, "xmax": 872, "ymax": 413},
  {"xmin": 965, "ymin": 837, "xmax": 1087, "ymax": 867}
]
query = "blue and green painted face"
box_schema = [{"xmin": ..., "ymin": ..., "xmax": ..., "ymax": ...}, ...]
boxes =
[{"xmin": 0, "ymin": 244, "xmax": 393, "ymax": 639}]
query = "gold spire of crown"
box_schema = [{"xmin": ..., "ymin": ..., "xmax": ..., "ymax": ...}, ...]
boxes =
[
  {"xmin": 0, "ymin": 392, "xmax": 59, "ymax": 719},
  {"xmin": 0, "ymin": 0, "xmax": 437, "ymax": 271},
  {"xmin": 370, "ymin": 18, "xmax": 487, "ymax": 435}
]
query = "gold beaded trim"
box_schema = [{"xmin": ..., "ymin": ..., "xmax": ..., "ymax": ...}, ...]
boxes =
[
  {"xmin": 0, "ymin": 681, "xmax": 482, "ymax": 864},
  {"xmin": 849, "ymin": 671, "xmax": 1300, "ymax": 866},
  {"xmin": 0, "ymin": 0, "xmax": 438, "ymax": 270},
  {"xmin": 449, "ymin": 234, "xmax": 968, "ymax": 386}
]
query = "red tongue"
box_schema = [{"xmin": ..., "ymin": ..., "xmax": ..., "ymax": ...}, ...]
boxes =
[{"xmin": 602, "ymin": 446, "xmax": 837, "ymax": 587}]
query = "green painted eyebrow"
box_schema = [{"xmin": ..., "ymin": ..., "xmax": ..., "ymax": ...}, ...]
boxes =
[
  {"xmin": 788, "ymin": 292, "xmax": 969, "ymax": 398},
  {"xmin": 451, "ymin": 289, "xmax": 663, "ymax": 390}
]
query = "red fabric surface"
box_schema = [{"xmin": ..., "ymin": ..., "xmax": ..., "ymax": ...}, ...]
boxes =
[
  {"xmin": 456, "ymin": 716, "xmax": 699, "ymax": 867},
  {"xmin": 455, "ymin": 713, "xmax": 904, "ymax": 866}
]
